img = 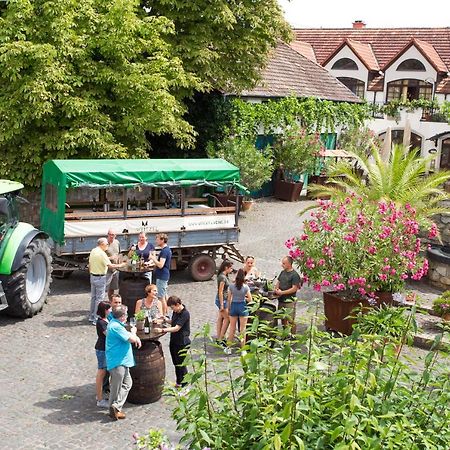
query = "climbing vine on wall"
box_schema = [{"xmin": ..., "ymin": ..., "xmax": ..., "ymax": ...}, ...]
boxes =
[{"xmin": 225, "ymin": 96, "xmax": 371, "ymax": 139}]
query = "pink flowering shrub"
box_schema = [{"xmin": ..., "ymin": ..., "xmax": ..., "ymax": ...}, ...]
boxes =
[{"xmin": 286, "ymin": 196, "xmax": 432, "ymax": 299}]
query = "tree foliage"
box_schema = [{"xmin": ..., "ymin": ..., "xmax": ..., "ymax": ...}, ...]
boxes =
[{"xmin": 0, "ymin": 0, "xmax": 289, "ymax": 187}]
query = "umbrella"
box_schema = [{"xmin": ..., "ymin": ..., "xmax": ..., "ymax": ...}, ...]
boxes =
[
  {"xmin": 402, "ymin": 118, "xmax": 411, "ymax": 152},
  {"xmin": 381, "ymin": 127, "xmax": 392, "ymax": 162}
]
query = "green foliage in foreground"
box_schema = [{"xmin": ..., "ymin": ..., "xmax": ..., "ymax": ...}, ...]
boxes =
[{"xmin": 172, "ymin": 312, "xmax": 449, "ymax": 450}]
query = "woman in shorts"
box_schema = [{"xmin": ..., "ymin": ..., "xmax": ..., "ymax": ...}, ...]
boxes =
[
  {"xmin": 95, "ymin": 301, "xmax": 111, "ymax": 408},
  {"xmin": 215, "ymin": 260, "xmax": 234, "ymax": 344},
  {"xmin": 225, "ymin": 269, "xmax": 252, "ymax": 353}
]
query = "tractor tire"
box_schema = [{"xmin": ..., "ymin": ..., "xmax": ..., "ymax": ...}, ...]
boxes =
[
  {"xmin": 4, "ymin": 238, "xmax": 52, "ymax": 318},
  {"xmin": 188, "ymin": 253, "xmax": 216, "ymax": 282}
]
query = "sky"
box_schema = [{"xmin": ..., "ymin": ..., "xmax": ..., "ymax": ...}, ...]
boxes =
[{"xmin": 278, "ymin": 0, "xmax": 450, "ymax": 28}]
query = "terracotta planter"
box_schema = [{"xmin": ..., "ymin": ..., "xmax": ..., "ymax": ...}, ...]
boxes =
[
  {"xmin": 241, "ymin": 199, "xmax": 254, "ymax": 211},
  {"xmin": 136, "ymin": 319, "xmax": 145, "ymax": 331},
  {"xmin": 274, "ymin": 180, "xmax": 304, "ymax": 202},
  {"xmin": 442, "ymin": 313, "xmax": 450, "ymax": 321},
  {"xmin": 323, "ymin": 291, "xmax": 393, "ymax": 336}
]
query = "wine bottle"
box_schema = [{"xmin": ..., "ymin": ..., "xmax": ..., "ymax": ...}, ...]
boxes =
[{"xmin": 144, "ymin": 312, "xmax": 150, "ymax": 334}]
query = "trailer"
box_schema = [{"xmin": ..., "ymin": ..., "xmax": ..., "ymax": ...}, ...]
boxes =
[{"xmin": 40, "ymin": 159, "xmax": 246, "ymax": 281}]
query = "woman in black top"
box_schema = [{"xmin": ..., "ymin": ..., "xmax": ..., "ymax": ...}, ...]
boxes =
[
  {"xmin": 155, "ymin": 296, "xmax": 190, "ymax": 387},
  {"xmin": 95, "ymin": 301, "xmax": 111, "ymax": 407}
]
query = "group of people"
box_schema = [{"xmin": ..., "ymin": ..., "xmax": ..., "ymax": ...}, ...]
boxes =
[
  {"xmin": 215, "ymin": 255, "xmax": 302, "ymax": 352},
  {"xmin": 88, "ymin": 230, "xmax": 172, "ymax": 323},
  {"xmin": 88, "ymin": 232, "xmax": 300, "ymax": 419},
  {"xmin": 94, "ymin": 293, "xmax": 190, "ymax": 420}
]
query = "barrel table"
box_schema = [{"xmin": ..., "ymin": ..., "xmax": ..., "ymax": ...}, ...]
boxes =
[
  {"xmin": 118, "ymin": 265, "xmax": 154, "ymax": 316},
  {"xmin": 127, "ymin": 328, "xmax": 165, "ymax": 404}
]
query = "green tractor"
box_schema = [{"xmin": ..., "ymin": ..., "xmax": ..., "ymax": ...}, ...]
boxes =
[{"xmin": 0, "ymin": 180, "xmax": 52, "ymax": 317}]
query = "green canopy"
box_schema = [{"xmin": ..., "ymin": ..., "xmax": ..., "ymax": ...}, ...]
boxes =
[
  {"xmin": 40, "ymin": 158, "xmax": 245, "ymax": 244},
  {"xmin": 42, "ymin": 159, "xmax": 244, "ymax": 189}
]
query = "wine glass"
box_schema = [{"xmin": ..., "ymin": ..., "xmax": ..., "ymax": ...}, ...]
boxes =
[{"xmin": 129, "ymin": 317, "xmax": 136, "ymax": 328}]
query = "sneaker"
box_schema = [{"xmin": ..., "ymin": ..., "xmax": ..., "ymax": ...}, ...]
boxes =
[
  {"xmin": 96, "ymin": 399, "xmax": 109, "ymax": 408},
  {"xmin": 223, "ymin": 347, "xmax": 232, "ymax": 355}
]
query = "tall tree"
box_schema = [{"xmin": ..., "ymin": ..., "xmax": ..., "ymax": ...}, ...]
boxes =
[
  {"xmin": 0, "ymin": 0, "xmax": 289, "ymax": 187},
  {"xmin": 147, "ymin": 0, "xmax": 291, "ymax": 92},
  {"xmin": 0, "ymin": 0, "xmax": 197, "ymax": 186}
]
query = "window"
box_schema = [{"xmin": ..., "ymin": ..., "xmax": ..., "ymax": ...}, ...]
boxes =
[
  {"xmin": 337, "ymin": 77, "xmax": 365, "ymax": 98},
  {"xmin": 45, "ymin": 183, "xmax": 58, "ymax": 212},
  {"xmin": 440, "ymin": 138, "xmax": 450, "ymax": 169},
  {"xmin": 331, "ymin": 58, "xmax": 358, "ymax": 70},
  {"xmin": 378, "ymin": 130, "xmax": 422, "ymax": 151},
  {"xmin": 386, "ymin": 79, "xmax": 432, "ymax": 102},
  {"xmin": 396, "ymin": 59, "xmax": 426, "ymax": 71}
]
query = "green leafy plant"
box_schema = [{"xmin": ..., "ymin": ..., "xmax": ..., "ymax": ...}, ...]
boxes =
[
  {"xmin": 134, "ymin": 310, "xmax": 146, "ymax": 321},
  {"xmin": 353, "ymin": 304, "xmax": 417, "ymax": 343},
  {"xmin": 309, "ymin": 144, "xmax": 450, "ymax": 226},
  {"xmin": 207, "ymin": 137, "xmax": 273, "ymax": 195},
  {"xmin": 273, "ymin": 125, "xmax": 325, "ymax": 181},
  {"xmin": 135, "ymin": 428, "xmax": 180, "ymax": 449},
  {"xmin": 432, "ymin": 292, "xmax": 450, "ymax": 316},
  {"xmin": 171, "ymin": 320, "xmax": 449, "ymax": 449}
]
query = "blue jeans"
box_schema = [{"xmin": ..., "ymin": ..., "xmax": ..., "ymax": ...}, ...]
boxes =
[
  {"xmin": 96, "ymin": 350, "xmax": 107, "ymax": 369},
  {"xmin": 90, "ymin": 274, "xmax": 106, "ymax": 321},
  {"xmin": 156, "ymin": 278, "xmax": 168, "ymax": 298},
  {"xmin": 215, "ymin": 294, "xmax": 228, "ymax": 309}
]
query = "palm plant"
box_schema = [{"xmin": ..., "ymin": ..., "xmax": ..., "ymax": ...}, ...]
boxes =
[{"xmin": 308, "ymin": 144, "xmax": 450, "ymax": 225}]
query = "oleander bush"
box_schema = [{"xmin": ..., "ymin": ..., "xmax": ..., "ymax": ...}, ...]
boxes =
[{"xmin": 172, "ymin": 312, "xmax": 449, "ymax": 449}]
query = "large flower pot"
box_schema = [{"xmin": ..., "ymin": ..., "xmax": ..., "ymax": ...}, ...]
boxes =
[
  {"xmin": 323, "ymin": 291, "xmax": 393, "ymax": 336},
  {"xmin": 274, "ymin": 180, "xmax": 304, "ymax": 202}
]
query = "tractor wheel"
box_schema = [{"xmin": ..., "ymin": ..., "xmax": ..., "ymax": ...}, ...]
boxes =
[
  {"xmin": 4, "ymin": 238, "xmax": 52, "ymax": 318},
  {"xmin": 188, "ymin": 253, "xmax": 216, "ymax": 281}
]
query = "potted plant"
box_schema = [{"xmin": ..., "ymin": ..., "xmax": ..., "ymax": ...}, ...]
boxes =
[
  {"xmin": 207, "ymin": 137, "xmax": 273, "ymax": 211},
  {"xmin": 134, "ymin": 309, "xmax": 146, "ymax": 331},
  {"xmin": 273, "ymin": 125, "xmax": 324, "ymax": 201},
  {"xmin": 432, "ymin": 292, "xmax": 450, "ymax": 321},
  {"xmin": 286, "ymin": 195, "xmax": 432, "ymax": 334}
]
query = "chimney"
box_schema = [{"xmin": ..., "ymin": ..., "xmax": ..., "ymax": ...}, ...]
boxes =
[{"xmin": 352, "ymin": 20, "xmax": 366, "ymax": 29}]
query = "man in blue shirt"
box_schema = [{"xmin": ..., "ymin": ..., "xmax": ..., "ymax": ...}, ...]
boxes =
[
  {"xmin": 106, "ymin": 305, "xmax": 141, "ymax": 420},
  {"xmin": 150, "ymin": 233, "xmax": 172, "ymax": 315}
]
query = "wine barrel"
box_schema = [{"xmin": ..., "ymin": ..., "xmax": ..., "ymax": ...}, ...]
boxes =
[
  {"xmin": 128, "ymin": 340, "xmax": 165, "ymax": 404},
  {"xmin": 119, "ymin": 276, "xmax": 149, "ymax": 316}
]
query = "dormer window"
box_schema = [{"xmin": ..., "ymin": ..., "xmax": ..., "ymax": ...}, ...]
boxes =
[
  {"xmin": 386, "ymin": 79, "xmax": 432, "ymax": 102},
  {"xmin": 396, "ymin": 59, "xmax": 426, "ymax": 71},
  {"xmin": 331, "ymin": 58, "xmax": 358, "ymax": 70}
]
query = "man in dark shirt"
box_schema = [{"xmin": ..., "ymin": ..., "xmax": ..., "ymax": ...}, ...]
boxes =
[
  {"xmin": 275, "ymin": 256, "xmax": 302, "ymax": 335},
  {"xmin": 155, "ymin": 295, "xmax": 190, "ymax": 387}
]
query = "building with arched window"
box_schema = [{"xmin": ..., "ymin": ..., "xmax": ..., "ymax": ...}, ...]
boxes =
[{"xmin": 292, "ymin": 24, "xmax": 450, "ymax": 169}]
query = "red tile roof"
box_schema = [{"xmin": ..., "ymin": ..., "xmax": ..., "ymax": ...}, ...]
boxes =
[
  {"xmin": 383, "ymin": 38, "xmax": 448, "ymax": 72},
  {"xmin": 239, "ymin": 43, "xmax": 360, "ymax": 103},
  {"xmin": 289, "ymin": 40, "xmax": 317, "ymax": 62},
  {"xmin": 323, "ymin": 38, "xmax": 380, "ymax": 71},
  {"xmin": 293, "ymin": 27, "xmax": 450, "ymax": 72},
  {"xmin": 436, "ymin": 78, "xmax": 450, "ymax": 94},
  {"xmin": 367, "ymin": 75, "xmax": 384, "ymax": 92}
]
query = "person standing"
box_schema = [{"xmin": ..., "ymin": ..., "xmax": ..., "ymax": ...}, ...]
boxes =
[
  {"xmin": 155, "ymin": 296, "xmax": 190, "ymax": 388},
  {"xmin": 95, "ymin": 301, "xmax": 111, "ymax": 408},
  {"xmin": 105, "ymin": 229, "xmax": 121, "ymax": 301},
  {"xmin": 274, "ymin": 256, "xmax": 302, "ymax": 335},
  {"xmin": 135, "ymin": 284, "xmax": 163, "ymax": 320},
  {"xmin": 225, "ymin": 268, "xmax": 252, "ymax": 353},
  {"xmin": 242, "ymin": 255, "xmax": 260, "ymax": 280},
  {"xmin": 150, "ymin": 233, "xmax": 172, "ymax": 315},
  {"xmin": 215, "ymin": 260, "xmax": 233, "ymax": 343},
  {"xmin": 88, "ymin": 238, "xmax": 124, "ymax": 324},
  {"xmin": 106, "ymin": 305, "xmax": 141, "ymax": 420}
]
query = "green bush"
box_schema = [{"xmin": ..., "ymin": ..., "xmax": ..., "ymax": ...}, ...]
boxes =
[
  {"xmin": 172, "ymin": 319, "xmax": 449, "ymax": 449},
  {"xmin": 432, "ymin": 291, "xmax": 450, "ymax": 316}
]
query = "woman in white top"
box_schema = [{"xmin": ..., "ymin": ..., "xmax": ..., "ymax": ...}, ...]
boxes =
[{"xmin": 242, "ymin": 255, "xmax": 260, "ymax": 280}]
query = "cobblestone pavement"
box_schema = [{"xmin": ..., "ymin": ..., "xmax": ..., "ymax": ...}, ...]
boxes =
[{"xmin": 0, "ymin": 198, "xmax": 448, "ymax": 449}]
